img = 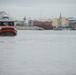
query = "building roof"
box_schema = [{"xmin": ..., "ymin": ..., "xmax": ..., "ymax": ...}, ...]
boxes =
[{"xmin": 68, "ymin": 17, "xmax": 76, "ymax": 20}]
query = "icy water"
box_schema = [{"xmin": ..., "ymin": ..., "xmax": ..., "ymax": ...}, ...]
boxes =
[{"xmin": 0, "ymin": 30, "xmax": 76, "ymax": 75}]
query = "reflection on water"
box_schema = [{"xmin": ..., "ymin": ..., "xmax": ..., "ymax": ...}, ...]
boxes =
[{"xmin": 0, "ymin": 30, "xmax": 76, "ymax": 75}]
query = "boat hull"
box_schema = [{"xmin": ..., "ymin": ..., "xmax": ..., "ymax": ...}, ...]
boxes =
[{"xmin": 0, "ymin": 26, "xmax": 17, "ymax": 36}]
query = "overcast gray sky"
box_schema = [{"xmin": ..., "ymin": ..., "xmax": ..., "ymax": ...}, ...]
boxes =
[{"xmin": 0, "ymin": 0, "xmax": 76, "ymax": 19}]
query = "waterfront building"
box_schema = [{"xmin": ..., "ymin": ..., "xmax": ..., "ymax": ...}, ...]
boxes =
[
  {"xmin": 61, "ymin": 17, "xmax": 68, "ymax": 27},
  {"xmin": 52, "ymin": 18, "xmax": 60, "ymax": 28},
  {"xmin": 28, "ymin": 20, "xmax": 34, "ymax": 26},
  {"xmin": 52, "ymin": 17, "xmax": 68, "ymax": 29},
  {"xmin": 68, "ymin": 17, "xmax": 76, "ymax": 28},
  {"xmin": 59, "ymin": 13, "xmax": 69, "ymax": 28}
]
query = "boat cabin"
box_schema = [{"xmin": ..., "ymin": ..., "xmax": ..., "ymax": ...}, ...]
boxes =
[
  {"xmin": 0, "ymin": 20, "xmax": 17, "ymax": 36},
  {"xmin": 0, "ymin": 20, "xmax": 14, "ymax": 26}
]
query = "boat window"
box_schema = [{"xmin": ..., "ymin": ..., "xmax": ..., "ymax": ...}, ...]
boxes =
[
  {"xmin": 8, "ymin": 22, "xmax": 14, "ymax": 26},
  {"xmin": 0, "ymin": 22, "xmax": 3, "ymax": 26},
  {"xmin": 3, "ymin": 22, "xmax": 8, "ymax": 26},
  {"xmin": 1, "ymin": 28, "xmax": 14, "ymax": 30},
  {"xmin": 0, "ymin": 22, "xmax": 8, "ymax": 26},
  {"xmin": 0, "ymin": 22, "xmax": 14, "ymax": 26}
]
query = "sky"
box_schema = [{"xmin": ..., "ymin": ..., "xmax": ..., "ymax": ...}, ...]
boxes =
[{"xmin": 0, "ymin": 0, "xmax": 76, "ymax": 20}]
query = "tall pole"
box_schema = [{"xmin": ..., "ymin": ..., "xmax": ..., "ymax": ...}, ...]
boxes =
[
  {"xmin": 60, "ymin": 13, "xmax": 62, "ymax": 27},
  {"xmin": 41, "ymin": 9, "xmax": 42, "ymax": 19}
]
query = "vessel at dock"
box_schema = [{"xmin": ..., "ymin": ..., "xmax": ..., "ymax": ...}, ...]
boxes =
[
  {"xmin": 0, "ymin": 20, "xmax": 17, "ymax": 36},
  {"xmin": 29, "ymin": 20, "xmax": 53, "ymax": 30},
  {"xmin": 0, "ymin": 12, "xmax": 17, "ymax": 36},
  {"xmin": 0, "ymin": 26, "xmax": 17, "ymax": 36}
]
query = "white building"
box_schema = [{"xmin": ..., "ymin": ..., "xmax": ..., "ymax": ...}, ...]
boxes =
[
  {"xmin": 61, "ymin": 17, "xmax": 68, "ymax": 27},
  {"xmin": 68, "ymin": 17, "xmax": 76, "ymax": 27}
]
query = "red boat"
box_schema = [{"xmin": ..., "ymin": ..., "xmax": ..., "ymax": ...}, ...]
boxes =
[
  {"xmin": 0, "ymin": 20, "xmax": 17, "ymax": 36},
  {"xmin": 0, "ymin": 26, "xmax": 17, "ymax": 36},
  {"xmin": 33, "ymin": 20, "xmax": 53, "ymax": 30},
  {"xmin": 73, "ymin": 26, "xmax": 76, "ymax": 30}
]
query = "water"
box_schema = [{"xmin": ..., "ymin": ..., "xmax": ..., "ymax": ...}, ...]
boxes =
[{"xmin": 0, "ymin": 30, "xmax": 76, "ymax": 75}]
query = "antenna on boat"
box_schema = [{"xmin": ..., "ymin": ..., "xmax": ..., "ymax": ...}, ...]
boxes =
[{"xmin": 8, "ymin": 12, "xmax": 10, "ymax": 18}]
